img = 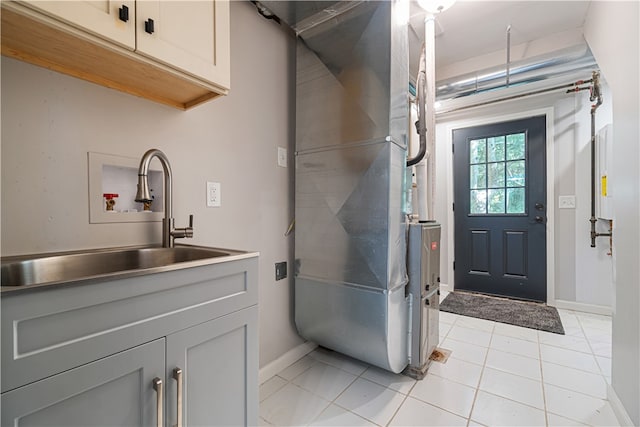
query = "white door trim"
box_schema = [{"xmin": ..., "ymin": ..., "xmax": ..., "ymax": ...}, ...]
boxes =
[{"xmin": 443, "ymin": 107, "xmax": 556, "ymax": 305}]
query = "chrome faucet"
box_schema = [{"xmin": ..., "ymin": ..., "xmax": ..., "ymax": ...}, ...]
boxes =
[{"xmin": 135, "ymin": 149, "xmax": 193, "ymax": 248}]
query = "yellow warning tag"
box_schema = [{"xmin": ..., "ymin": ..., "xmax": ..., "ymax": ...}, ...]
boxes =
[{"xmin": 601, "ymin": 175, "xmax": 607, "ymax": 197}]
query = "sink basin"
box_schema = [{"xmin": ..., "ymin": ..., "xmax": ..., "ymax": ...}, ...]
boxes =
[{"xmin": 1, "ymin": 245, "xmax": 250, "ymax": 289}]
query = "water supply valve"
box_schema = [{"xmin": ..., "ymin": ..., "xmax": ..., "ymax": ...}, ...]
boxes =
[{"xmin": 103, "ymin": 193, "xmax": 119, "ymax": 211}]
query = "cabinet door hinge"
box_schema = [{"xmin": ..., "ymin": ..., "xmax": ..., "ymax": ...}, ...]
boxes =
[{"xmin": 453, "ymin": 261, "xmax": 456, "ymax": 270}]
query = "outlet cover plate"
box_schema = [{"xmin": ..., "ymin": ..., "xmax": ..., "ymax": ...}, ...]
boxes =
[
  {"xmin": 277, "ymin": 147, "xmax": 287, "ymax": 168},
  {"xmin": 207, "ymin": 182, "xmax": 221, "ymax": 207},
  {"xmin": 559, "ymin": 195, "xmax": 576, "ymax": 209},
  {"xmin": 275, "ymin": 261, "xmax": 287, "ymax": 280}
]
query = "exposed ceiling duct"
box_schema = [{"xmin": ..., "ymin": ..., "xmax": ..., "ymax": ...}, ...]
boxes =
[
  {"xmin": 256, "ymin": 2, "xmax": 597, "ymax": 107},
  {"xmin": 435, "ymin": 43, "xmax": 597, "ymax": 101}
]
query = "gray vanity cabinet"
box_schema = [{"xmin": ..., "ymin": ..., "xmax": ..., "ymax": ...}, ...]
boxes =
[
  {"xmin": 1, "ymin": 254, "xmax": 259, "ymax": 427},
  {"xmin": 166, "ymin": 306, "xmax": 258, "ymax": 427},
  {"xmin": 1, "ymin": 338, "xmax": 165, "ymax": 426}
]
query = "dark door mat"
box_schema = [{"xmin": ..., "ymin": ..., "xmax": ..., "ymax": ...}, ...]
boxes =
[{"xmin": 441, "ymin": 291, "xmax": 565, "ymax": 334}]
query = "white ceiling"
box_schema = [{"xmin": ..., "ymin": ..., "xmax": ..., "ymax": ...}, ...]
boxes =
[{"xmin": 409, "ymin": 1, "xmax": 592, "ymax": 76}]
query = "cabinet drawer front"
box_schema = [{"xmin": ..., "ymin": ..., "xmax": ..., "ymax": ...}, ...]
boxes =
[
  {"xmin": 1, "ymin": 338, "xmax": 164, "ymax": 427},
  {"xmin": 2, "ymin": 257, "xmax": 258, "ymax": 392}
]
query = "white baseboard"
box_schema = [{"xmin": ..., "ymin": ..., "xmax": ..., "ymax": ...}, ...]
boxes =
[
  {"xmin": 259, "ymin": 341, "xmax": 317, "ymax": 384},
  {"xmin": 440, "ymin": 283, "xmax": 453, "ymax": 294},
  {"xmin": 607, "ymin": 384, "xmax": 635, "ymax": 426},
  {"xmin": 552, "ymin": 299, "xmax": 612, "ymax": 316}
]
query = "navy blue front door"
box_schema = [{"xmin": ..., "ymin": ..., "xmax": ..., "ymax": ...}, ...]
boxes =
[{"xmin": 453, "ymin": 116, "xmax": 547, "ymax": 302}]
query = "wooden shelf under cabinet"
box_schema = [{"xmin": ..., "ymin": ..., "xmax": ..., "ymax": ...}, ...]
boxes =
[{"xmin": 1, "ymin": 6, "xmax": 228, "ymax": 110}]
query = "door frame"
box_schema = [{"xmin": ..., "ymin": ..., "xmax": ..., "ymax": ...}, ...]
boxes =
[{"xmin": 444, "ymin": 107, "xmax": 556, "ymax": 305}]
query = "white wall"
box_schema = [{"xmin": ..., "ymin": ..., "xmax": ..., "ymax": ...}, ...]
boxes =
[
  {"xmin": 434, "ymin": 84, "xmax": 614, "ymax": 310},
  {"xmin": 584, "ymin": 2, "xmax": 640, "ymax": 424},
  {"xmin": 0, "ymin": 1, "xmax": 304, "ymax": 369}
]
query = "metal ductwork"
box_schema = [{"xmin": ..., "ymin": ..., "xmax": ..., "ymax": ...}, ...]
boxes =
[
  {"xmin": 436, "ymin": 43, "xmax": 597, "ymax": 101},
  {"xmin": 254, "ymin": 0, "xmax": 596, "ymax": 375},
  {"xmin": 258, "ymin": 2, "xmax": 597, "ymax": 106},
  {"xmin": 258, "ymin": 0, "xmax": 411, "ymax": 373}
]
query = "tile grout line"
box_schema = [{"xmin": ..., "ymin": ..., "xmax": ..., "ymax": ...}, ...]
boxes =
[
  {"xmin": 541, "ymin": 310, "xmax": 612, "ymax": 426},
  {"xmin": 384, "ymin": 388, "xmax": 411, "ymax": 427},
  {"xmin": 308, "ymin": 375, "xmax": 363, "ymax": 427},
  {"xmin": 301, "ymin": 354, "xmax": 369, "ymax": 427},
  {"xmin": 576, "ymin": 311, "xmax": 613, "ymax": 379},
  {"xmin": 537, "ymin": 320, "xmax": 550, "ymax": 427},
  {"xmin": 464, "ymin": 319, "xmax": 495, "ymax": 426}
]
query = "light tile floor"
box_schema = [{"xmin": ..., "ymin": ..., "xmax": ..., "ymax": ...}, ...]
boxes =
[{"xmin": 260, "ymin": 293, "xmax": 617, "ymax": 426}]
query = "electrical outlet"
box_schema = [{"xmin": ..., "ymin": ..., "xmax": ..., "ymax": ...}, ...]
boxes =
[
  {"xmin": 277, "ymin": 147, "xmax": 287, "ymax": 168},
  {"xmin": 559, "ymin": 195, "xmax": 576, "ymax": 209},
  {"xmin": 275, "ymin": 262, "xmax": 287, "ymax": 280},
  {"xmin": 207, "ymin": 182, "xmax": 221, "ymax": 207}
]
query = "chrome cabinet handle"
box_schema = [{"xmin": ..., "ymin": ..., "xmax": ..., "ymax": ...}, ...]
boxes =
[
  {"xmin": 173, "ymin": 368, "xmax": 183, "ymax": 427},
  {"xmin": 153, "ymin": 377, "xmax": 163, "ymax": 427}
]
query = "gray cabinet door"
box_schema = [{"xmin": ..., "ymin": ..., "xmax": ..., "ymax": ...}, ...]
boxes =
[
  {"xmin": 1, "ymin": 339, "xmax": 165, "ymax": 427},
  {"xmin": 166, "ymin": 306, "xmax": 258, "ymax": 427}
]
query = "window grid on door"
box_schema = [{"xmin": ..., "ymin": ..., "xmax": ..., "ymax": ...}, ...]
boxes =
[{"xmin": 469, "ymin": 132, "xmax": 527, "ymax": 215}]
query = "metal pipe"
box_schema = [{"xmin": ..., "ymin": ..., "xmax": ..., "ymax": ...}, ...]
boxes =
[
  {"xmin": 436, "ymin": 44, "xmax": 596, "ymax": 101},
  {"xmin": 437, "ymin": 79, "xmax": 592, "ymax": 115},
  {"xmin": 506, "ymin": 25, "xmax": 511, "ymax": 87},
  {"xmin": 407, "ymin": 45, "xmax": 427, "ymax": 167},
  {"xmin": 589, "ymin": 71, "xmax": 604, "ymax": 247},
  {"xmin": 424, "ymin": 13, "xmax": 437, "ymax": 221}
]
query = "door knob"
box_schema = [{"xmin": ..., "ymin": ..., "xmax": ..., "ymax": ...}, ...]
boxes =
[
  {"xmin": 535, "ymin": 203, "xmax": 544, "ymax": 211},
  {"xmin": 535, "ymin": 215, "xmax": 544, "ymax": 223}
]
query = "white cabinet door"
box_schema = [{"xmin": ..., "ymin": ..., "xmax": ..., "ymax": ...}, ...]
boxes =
[
  {"xmin": 136, "ymin": 0, "xmax": 230, "ymax": 89},
  {"xmin": 165, "ymin": 306, "xmax": 258, "ymax": 427},
  {"xmin": 24, "ymin": 0, "xmax": 135, "ymax": 49}
]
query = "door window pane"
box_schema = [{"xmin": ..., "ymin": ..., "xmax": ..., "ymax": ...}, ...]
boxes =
[
  {"xmin": 506, "ymin": 133, "xmax": 526, "ymax": 160},
  {"xmin": 507, "ymin": 187, "xmax": 525, "ymax": 213},
  {"xmin": 470, "ymin": 164, "xmax": 486, "ymax": 189},
  {"xmin": 488, "ymin": 189, "xmax": 505, "ymax": 213},
  {"xmin": 469, "ymin": 139, "xmax": 486, "ymax": 164},
  {"xmin": 468, "ymin": 132, "xmax": 527, "ymax": 215},
  {"xmin": 470, "ymin": 190, "xmax": 487, "ymax": 214},
  {"xmin": 506, "ymin": 160, "xmax": 526, "ymax": 187},
  {"xmin": 487, "ymin": 136, "xmax": 505, "ymax": 162},
  {"xmin": 487, "ymin": 162, "xmax": 505, "ymax": 188}
]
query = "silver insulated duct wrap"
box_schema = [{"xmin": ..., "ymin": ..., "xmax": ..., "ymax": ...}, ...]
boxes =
[{"xmin": 287, "ymin": 1, "xmax": 410, "ymax": 372}]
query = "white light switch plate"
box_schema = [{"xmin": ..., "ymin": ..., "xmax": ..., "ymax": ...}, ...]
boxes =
[
  {"xmin": 559, "ymin": 195, "xmax": 576, "ymax": 209},
  {"xmin": 207, "ymin": 182, "xmax": 221, "ymax": 207},
  {"xmin": 277, "ymin": 147, "xmax": 287, "ymax": 168}
]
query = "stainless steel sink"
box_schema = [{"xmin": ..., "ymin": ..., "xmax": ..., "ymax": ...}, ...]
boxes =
[{"xmin": 1, "ymin": 245, "xmax": 251, "ymax": 289}]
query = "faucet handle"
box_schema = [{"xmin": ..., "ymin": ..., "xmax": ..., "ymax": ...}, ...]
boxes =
[
  {"xmin": 184, "ymin": 214, "xmax": 194, "ymax": 238},
  {"xmin": 170, "ymin": 215, "xmax": 194, "ymax": 241}
]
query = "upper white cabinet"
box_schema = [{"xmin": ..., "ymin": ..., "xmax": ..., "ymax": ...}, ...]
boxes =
[
  {"xmin": 23, "ymin": 1, "xmax": 136, "ymax": 50},
  {"xmin": 1, "ymin": 0, "xmax": 231, "ymax": 109},
  {"xmin": 136, "ymin": 1, "xmax": 230, "ymax": 89}
]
